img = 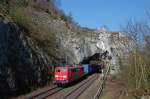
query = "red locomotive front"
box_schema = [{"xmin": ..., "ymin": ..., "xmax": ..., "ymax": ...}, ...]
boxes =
[
  {"xmin": 54, "ymin": 66, "xmax": 84, "ymax": 86},
  {"xmin": 54, "ymin": 66, "xmax": 69, "ymax": 84}
]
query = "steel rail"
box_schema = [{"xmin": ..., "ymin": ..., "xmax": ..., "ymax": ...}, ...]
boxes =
[{"xmin": 94, "ymin": 64, "xmax": 110, "ymax": 99}]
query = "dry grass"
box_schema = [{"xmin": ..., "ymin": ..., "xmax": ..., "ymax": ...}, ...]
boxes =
[{"xmin": 118, "ymin": 49, "xmax": 150, "ymax": 98}]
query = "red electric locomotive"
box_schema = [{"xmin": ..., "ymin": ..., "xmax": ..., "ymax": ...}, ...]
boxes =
[{"xmin": 54, "ymin": 66, "xmax": 84, "ymax": 86}]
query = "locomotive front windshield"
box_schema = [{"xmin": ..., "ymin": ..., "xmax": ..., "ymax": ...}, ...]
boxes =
[{"xmin": 55, "ymin": 67, "xmax": 67, "ymax": 72}]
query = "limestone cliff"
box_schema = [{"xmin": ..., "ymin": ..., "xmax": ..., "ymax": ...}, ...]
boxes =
[{"xmin": 0, "ymin": 0, "xmax": 132, "ymax": 97}]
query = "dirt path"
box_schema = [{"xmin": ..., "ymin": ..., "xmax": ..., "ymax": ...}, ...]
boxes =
[{"xmin": 100, "ymin": 75, "xmax": 124, "ymax": 99}]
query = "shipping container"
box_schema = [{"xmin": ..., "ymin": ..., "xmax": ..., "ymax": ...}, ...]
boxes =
[{"xmin": 82, "ymin": 64, "xmax": 91, "ymax": 74}]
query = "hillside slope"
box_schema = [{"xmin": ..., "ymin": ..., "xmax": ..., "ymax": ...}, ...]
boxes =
[
  {"xmin": 0, "ymin": 15, "xmax": 50, "ymax": 95},
  {"xmin": 0, "ymin": 0, "xmax": 132, "ymax": 97}
]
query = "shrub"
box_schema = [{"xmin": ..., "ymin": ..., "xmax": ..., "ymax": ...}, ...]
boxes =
[
  {"xmin": 120, "ymin": 49, "xmax": 150, "ymax": 97},
  {"xmin": 9, "ymin": 7, "xmax": 30, "ymax": 31}
]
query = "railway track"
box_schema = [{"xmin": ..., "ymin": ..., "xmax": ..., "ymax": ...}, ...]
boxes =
[
  {"xmin": 30, "ymin": 87, "xmax": 62, "ymax": 99},
  {"xmin": 24, "ymin": 74, "xmax": 98, "ymax": 99},
  {"xmin": 94, "ymin": 64, "xmax": 110, "ymax": 99},
  {"xmin": 45, "ymin": 74, "xmax": 99, "ymax": 99},
  {"xmin": 25, "ymin": 86, "xmax": 62, "ymax": 99},
  {"xmin": 61, "ymin": 74, "xmax": 98, "ymax": 99}
]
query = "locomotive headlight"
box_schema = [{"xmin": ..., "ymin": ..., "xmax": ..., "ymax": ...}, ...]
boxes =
[{"xmin": 62, "ymin": 75, "xmax": 67, "ymax": 78}]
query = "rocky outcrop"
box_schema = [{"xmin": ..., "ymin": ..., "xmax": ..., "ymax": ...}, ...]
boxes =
[
  {"xmin": 0, "ymin": 8, "xmax": 132, "ymax": 97},
  {"xmin": 21, "ymin": 7, "xmax": 132, "ymax": 67},
  {"xmin": 0, "ymin": 1, "xmax": 134, "ymax": 98},
  {"xmin": 58, "ymin": 27, "xmax": 132, "ymax": 72},
  {"xmin": 0, "ymin": 15, "xmax": 50, "ymax": 95}
]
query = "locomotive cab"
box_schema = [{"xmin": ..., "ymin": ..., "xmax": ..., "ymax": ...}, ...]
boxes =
[
  {"xmin": 54, "ymin": 67, "xmax": 69, "ymax": 86},
  {"xmin": 54, "ymin": 66, "xmax": 84, "ymax": 87}
]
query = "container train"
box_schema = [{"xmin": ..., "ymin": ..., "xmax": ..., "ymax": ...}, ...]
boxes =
[
  {"xmin": 53, "ymin": 51, "xmax": 110, "ymax": 87},
  {"xmin": 54, "ymin": 64, "xmax": 104, "ymax": 87}
]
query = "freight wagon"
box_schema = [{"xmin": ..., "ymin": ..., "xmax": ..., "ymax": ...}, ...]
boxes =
[{"xmin": 82, "ymin": 64, "xmax": 92, "ymax": 75}]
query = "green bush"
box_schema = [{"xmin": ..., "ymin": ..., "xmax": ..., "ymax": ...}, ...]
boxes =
[{"xmin": 9, "ymin": 7, "xmax": 30, "ymax": 31}]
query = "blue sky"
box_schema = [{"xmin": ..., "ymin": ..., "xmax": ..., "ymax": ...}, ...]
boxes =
[{"xmin": 59, "ymin": 0, "xmax": 150, "ymax": 31}]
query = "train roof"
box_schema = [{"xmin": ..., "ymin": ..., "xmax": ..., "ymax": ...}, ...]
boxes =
[{"xmin": 55, "ymin": 66, "xmax": 83, "ymax": 69}]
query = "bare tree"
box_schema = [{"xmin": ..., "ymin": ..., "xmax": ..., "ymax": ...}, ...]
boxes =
[{"xmin": 120, "ymin": 13, "xmax": 150, "ymax": 98}]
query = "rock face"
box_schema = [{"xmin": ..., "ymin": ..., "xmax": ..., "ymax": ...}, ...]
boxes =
[
  {"xmin": 0, "ymin": 9, "xmax": 132, "ymax": 96},
  {"xmin": 58, "ymin": 28, "xmax": 132, "ymax": 72},
  {"xmin": 23, "ymin": 8, "xmax": 132, "ymax": 67},
  {"xmin": 0, "ymin": 16, "xmax": 50, "ymax": 95}
]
